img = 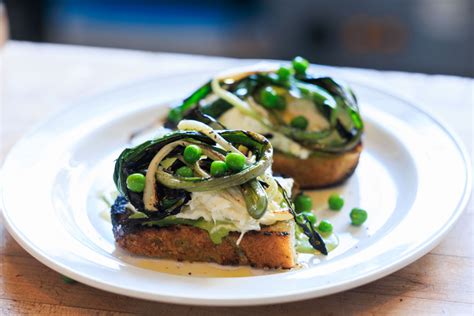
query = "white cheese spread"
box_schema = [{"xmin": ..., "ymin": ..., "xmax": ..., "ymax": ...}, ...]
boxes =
[{"xmin": 175, "ymin": 177, "xmax": 294, "ymax": 234}]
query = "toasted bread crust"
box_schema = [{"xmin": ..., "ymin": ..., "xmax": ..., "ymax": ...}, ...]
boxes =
[
  {"xmin": 114, "ymin": 221, "xmax": 296, "ymax": 269},
  {"xmin": 273, "ymin": 143, "xmax": 362, "ymax": 189}
]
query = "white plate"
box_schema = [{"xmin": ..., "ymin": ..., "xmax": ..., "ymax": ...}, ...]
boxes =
[{"xmin": 1, "ymin": 71, "xmax": 471, "ymax": 306}]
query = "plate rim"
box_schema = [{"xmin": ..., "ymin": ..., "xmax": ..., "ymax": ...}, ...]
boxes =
[{"xmin": 1, "ymin": 76, "xmax": 471, "ymax": 306}]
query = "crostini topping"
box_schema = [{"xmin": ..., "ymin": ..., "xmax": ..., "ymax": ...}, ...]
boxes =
[{"xmin": 166, "ymin": 56, "xmax": 363, "ymax": 158}]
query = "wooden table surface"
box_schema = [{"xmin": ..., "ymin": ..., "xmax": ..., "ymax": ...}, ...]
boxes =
[{"xmin": 1, "ymin": 41, "xmax": 473, "ymax": 315}]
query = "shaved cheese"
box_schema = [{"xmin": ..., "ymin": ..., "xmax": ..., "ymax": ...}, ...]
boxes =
[{"xmin": 219, "ymin": 108, "xmax": 311, "ymax": 159}]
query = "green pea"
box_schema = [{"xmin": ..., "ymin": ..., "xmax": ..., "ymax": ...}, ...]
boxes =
[
  {"xmin": 292, "ymin": 56, "xmax": 309, "ymax": 74},
  {"xmin": 274, "ymin": 97, "xmax": 286, "ymax": 110},
  {"xmin": 225, "ymin": 152, "xmax": 246, "ymax": 172},
  {"xmin": 167, "ymin": 108, "xmax": 182, "ymax": 123},
  {"xmin": 318, "ymin": 219, "xmax": 333, "ymax": 234},
  {"xmin": 300, "ymin": 211, "xmax": 317, "ymax": 225},
  {"xmin": 210, "ymin": 160, "xmax": 228, "ymax": 177},
  {"xmin": 277, "ymin": 66, "xmax": 291, "ymax": 81},
  {"xmin": 126, "ymin": 173, "xmax": 146, "ymax": 193},
  {"xmin": 290, "ymin": 115, "xmax": 309, "ymax": 130},
  {"xmin": 61, "ymin": 275, "xmax": 77, "ymax": 284},
  {"xmin": 328, "ymin": 194, "xmax": 344, "ymax": 211},
  {"xmin": 176, "ymin": 166, "xmax": 194, "ymax": 178},
  {"xmin": 350, "ymin": 208, "xmax": 368, "ymax": 226},
  {"xmin": 183, "ymin": 144, "xmax": 202, "ymax": 164},
  {"xmin": 294, "ymin": 193, "xmax": 313, "ymax": 213},
  {"xmin": 259, "ymin": 86, "xmax": 286, "ymax": 110},
  {"xmin": 259, "ymin": 86, "xmax": 278, "ymax": 108}
]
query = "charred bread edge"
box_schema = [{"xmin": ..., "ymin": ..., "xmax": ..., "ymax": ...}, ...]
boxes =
[{"xmin": 273, "ymin": 142, "xmax": 363, "ymax": 189}]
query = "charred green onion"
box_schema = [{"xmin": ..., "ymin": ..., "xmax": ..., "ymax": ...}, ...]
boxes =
[
  {"xmin": 114, "ymin": 121, "xmax": 273, "ymax": 219},
  {"xmin": 277, "ymin": 181, "xmax": 328, "ymax": 255},
  {"xmin": 241, "ymin": 179, "xmax": 268, "ymax": 219}
]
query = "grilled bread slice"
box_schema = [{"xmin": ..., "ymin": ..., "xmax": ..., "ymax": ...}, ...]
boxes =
[
  {"xmin": 273, "ymin": 143, "xmax": 363, "ymax": 189},
  {"xmin": 114, "ymin": 221, "xmax": 296, "ymax": 269}
]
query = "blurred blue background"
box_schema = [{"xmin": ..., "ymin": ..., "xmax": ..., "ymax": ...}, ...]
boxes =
[{"xmin": 5, "ymin": 0, "xmax": 473, "ymax": 76}]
